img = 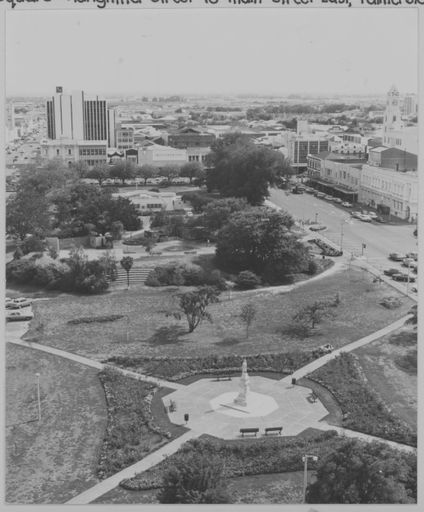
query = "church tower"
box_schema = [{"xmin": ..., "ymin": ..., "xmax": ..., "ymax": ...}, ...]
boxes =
[{"xmin": 383, "ymin": 85, "xmax": 403, "ymax": 134}]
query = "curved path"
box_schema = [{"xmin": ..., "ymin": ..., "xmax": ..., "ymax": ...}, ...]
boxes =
[{"xmin": 6, "ymin": 307, "xmax": 415, "ymax": 504}]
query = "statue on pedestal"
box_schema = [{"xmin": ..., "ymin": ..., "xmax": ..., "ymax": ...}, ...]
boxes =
[{"xmin": 234, "ymin": 358, "xmax": 250, "ymax": 407}]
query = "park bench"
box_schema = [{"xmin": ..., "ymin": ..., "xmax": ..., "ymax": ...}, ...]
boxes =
[
  {"xmin": 214, "ymin": 376, "xmax": 232, "ymax": 382},
  {"xmin": 307, "ymin": 392, "xmax": 318, "ymax": 403},
  {"xmin": 264, "ymin": 426, "xmax": 283, "ymax": 436},
  {"xmin": 240, "ymin": 428, "xmax": 259, "ymax": 437}
]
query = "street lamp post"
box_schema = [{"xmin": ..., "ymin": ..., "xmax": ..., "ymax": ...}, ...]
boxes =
[
  {"xmin": 302, "ymin": 454, "xmax": 318, "ymax": 503},
  {"xmin": 35, "ymin": 373, "xmax": 41, "ymax": 422},
  {"xmin": 315, "ymin": 212, "xmax": 318, "ymax": 224}
]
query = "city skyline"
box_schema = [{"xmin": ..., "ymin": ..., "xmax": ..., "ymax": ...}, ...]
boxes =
[{"xmin": 6, "ymin": 9, "xmax": 418, "ymax": 97}]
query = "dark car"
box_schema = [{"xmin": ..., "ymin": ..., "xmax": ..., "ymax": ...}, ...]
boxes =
[
  {"xmin": 374, "ymin": 216, "xmax": 387, "ymax": 223},
  {"xmin": 389, "ymin": 252, "xmax": 406, "ymax": 262},
  {"xmin": 392, "ymin": 273, "xmax": 415, "ymax": 282},
  {"xmin": 383, "ymin": 268, "xmax": 401, "ymax": 276}
]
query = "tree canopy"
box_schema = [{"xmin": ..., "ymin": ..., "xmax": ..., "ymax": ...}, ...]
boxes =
[
  {"xmin": 206, "ymin": 134, "xmax": 292, "ymax": 205},
  {"xmin": 306, "ymin": 439, "xmax": 416, "ymax": 504},
  {"xmin": 215, "ymin": 208, "xmax": 310, "ymax": 284}
]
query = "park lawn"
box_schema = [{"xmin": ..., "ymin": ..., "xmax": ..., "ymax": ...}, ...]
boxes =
[
  {"xmin": 92, "ymin": 471, "xmax": 309, "ymax": 504},
  {"xmin": 26, "ymin": 266, "xmax": 413, "ymax": 361},
  {"xmin": 6, "ymin": 344, "xmax": 107, "ymax": 504},
  {"xmin": 353, "ymin": 326, "xmax": 417, "ymax": 431}
]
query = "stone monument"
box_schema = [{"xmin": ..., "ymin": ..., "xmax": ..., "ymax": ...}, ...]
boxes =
[{"xmin": 233, "ymin": 358, "xmax": 250, "ymax": 407}]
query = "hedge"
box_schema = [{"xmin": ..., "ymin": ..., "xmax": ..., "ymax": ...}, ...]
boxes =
[{"xmin": 105, "ymin": 351, "xmax": 317, "ymax": 382}]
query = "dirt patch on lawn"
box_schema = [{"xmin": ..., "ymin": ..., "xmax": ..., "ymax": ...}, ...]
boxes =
[{"xmin": 6, "ymin": 345, "xmax": 107, "ymax": 504}]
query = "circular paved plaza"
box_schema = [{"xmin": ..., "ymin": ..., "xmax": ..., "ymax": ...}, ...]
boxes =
[{"xmin": 163, "ymin": 376, "xmax": 330, "ymax": 439}]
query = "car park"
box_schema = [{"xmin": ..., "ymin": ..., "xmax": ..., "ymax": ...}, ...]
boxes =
[
  {"xmin": 389, "ymin": 252, "xmax": 406, "ymax": 262},
  {"xmin": 6, "ymin": 310, "xmax": 34, "ymax": 322}
]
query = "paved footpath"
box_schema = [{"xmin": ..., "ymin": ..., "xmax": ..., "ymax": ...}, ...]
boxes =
[
  {"xmin": 66, "ymin": 430, "xmax": 200, "ymax": 504},
  {"xmin": 283, "ymin": 314, "xmax": 412, "ymax": 383},
  {"xmin": 7, "ymin": 338, "xmax": 183, "ymax": 390}
]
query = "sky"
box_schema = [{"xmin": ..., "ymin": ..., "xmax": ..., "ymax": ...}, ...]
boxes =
[{"xmin": 5, "ymin": 8, "xmax": 418, "ymax": 97}]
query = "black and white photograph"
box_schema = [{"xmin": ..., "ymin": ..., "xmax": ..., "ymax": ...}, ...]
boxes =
[{"xmin": 3, "ymin": 6, "xmax": 420, "ymax": 508}]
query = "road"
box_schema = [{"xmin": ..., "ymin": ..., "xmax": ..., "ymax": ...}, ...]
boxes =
[{"xmin": 269, "ymin": 188, "xmax": 418, "ymax": 274}]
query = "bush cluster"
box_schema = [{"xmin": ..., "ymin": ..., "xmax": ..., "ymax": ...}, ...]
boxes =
[
  {"xmin": 6, "ymin": 253, "xmax": 113, "ymax": 295},
  {"xmin": 234, "ymin": 270, "xmax": 261, "ymax": 290},
  {"xmin": 120, "ymin": 430, "xmax": 339, "ymax": 491},
  {"xmin": 145, "ymin": 263, "xmax": 227, "ymax": 290},
  {"xmin": 309, "ymin": 353, "xmax": 416, "ymax": 446},
  {"xmin": 105, "ymin": 351, "xmax": 316, "ymax": 381}
]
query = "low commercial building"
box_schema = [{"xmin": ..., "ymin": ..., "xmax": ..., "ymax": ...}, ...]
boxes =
[
  {"xmin": 124, "ymin": 141, "xmax": 188, "ymax": 167},
  {"xmin": 41, "ymin": 139, "xmax": 108, "ymax": 167},
  {"xmin": 167, "ymin": 127, "xmax": 216, "ymax": 149},
  {"xmin": 367, "ymin": 146, "xmax": 417, "ymax": 172},
  {"xmin": 307, "ymin": 151, "xmax": 365, "ymax": 202},
  {"xmin": 113, "ymin": 190, "xmax": 185, "ymax": 213},
  {"xmin": 359, "ymin": 164, "xmax": 418, "ymax": 221}
]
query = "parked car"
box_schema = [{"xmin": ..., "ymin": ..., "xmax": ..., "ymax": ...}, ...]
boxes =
[
  {"xmin": 411, "ymin": 285, "xmax": 418, "ymax": 293},
  {"xmin": 383, "ymin": 268, "xmax": 401, "ymax": 276},
  {"xmin": 6, "ymin": 310, "xmax": 34, "ymax": 322},
  {"xmin": 323, "ymin": 195, "xmax": 333, "ymax": 201},
  {"xmin": 374, "ymin": 216, "xmax": 387, "ymax": 223},
  {"xmin": 315, "ymin": 192, "xmax": 325, "ymax": 198},
  {"xmin": 341, "ymin": 202, "xmax": 352, "ymax": 208},
  {"xmin": 392, "ymin": 273, "xmax": 415, "ymax": 282},
  {"xmin": 367, "ymin": 212, "xmax": 379, "ymax": 219},
  {"xmin": 333, "ymin": 198, "xmax": 343, "ymax": 204},
  {"xmin": 358, "ymin": 214, "xmax": 372, "ymax": 222},
  {"xmin": 6, "ymin": 297, "xmax": 32, "ymax": 309},
  {"xmin": 402, "ymin": 258, "xmax": 416, "ymax": 268},
  {"xmin": 389, "ymin": 252, "xmax": 406, "ymax": 262},
  {"xmin": 406, "ymin": 251, "xmax": 418, "ymax": 261},
  {"xmin": 351, "ymin": 211, "xmax": 362, "ymax": 219},
  {"xmin": 309, "ymin": 224, "xmax": 327, "ymax": 232}
]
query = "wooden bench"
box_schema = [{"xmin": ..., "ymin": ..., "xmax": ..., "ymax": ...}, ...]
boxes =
[
  {"xmin": 240, "ymin": 428, "xmax": 259, "ymax": 437},
  {"xmin": 264, "ymin": 426, "xmax": 283, "ymax": 436},
  {"xmin": 214, "ymin": 376, "xmax": 232, "ymax": 382}
]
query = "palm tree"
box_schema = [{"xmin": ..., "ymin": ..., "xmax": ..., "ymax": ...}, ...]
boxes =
[{"xmin": 120, "ymin": 256, "xmax": 134, "ymax": 290}]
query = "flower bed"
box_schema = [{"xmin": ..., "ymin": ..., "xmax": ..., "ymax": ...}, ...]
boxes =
[
  {"xmin": 97, "ymin": 369, "xmax": 173, "ymax": 479},
  {"xmin": 120, "ymin": 430, "xmax": 339, "ymax": 491},
  {"xmin": 67, "ymin": 314, "xmax": 124, "ymax": 325},
  {"xmin": 308, "ymin": 353, "xmax": 416, "ymax": 446},
  {"xmin": 104, "ymin": 351, "xmax": 316, "ymax": 381}
]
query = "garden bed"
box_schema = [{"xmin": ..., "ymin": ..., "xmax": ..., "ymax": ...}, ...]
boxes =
[
  {"xmin": 96, "ymin": 369, "xmax": 177, "ymax": 479},
  {"xmin": 307, "ymin": 352, "xmax": 416, "ymax": 446},
  {"xmin": 104, "ymin": 352, "xmax": 315, "ymax": 381},
  {"xmin": 119, "ymin": 430, "xmax": 339, "ymax": 491}
]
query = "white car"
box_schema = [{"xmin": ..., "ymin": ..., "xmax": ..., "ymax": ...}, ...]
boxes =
[
  {"xmin": 358, "ymin": 214, "xmax": 372, "ymax": 222},
  {"xmin": 6, "ymin": 297, "xmax": 33, "ymax": 309},
  {"xmin": 341, "ymin": 202, "xmax": 352, "ymax": 208},
  {"xmin": 333, "ymin": 198, "xmax": 343, "ymax": 204},
  {"xmin": 367, "ymin": 212, "xmax": 379, "ymax": 219},
  {"xmin": 6, "ymin": 310, "xmax": 34, "ymax": 322}
]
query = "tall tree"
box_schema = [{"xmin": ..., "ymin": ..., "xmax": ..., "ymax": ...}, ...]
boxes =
[
  {"xmin": 169, "ymin": 286, "xmax": 221, "ymax": 333},
  {"xmin": 179, "ymin": 162, "xmax": 204, "ymax": 184},
  {"xmin": 306, "ymin": 439, "xmax": 416, "ymax": 504},
  {"xmin": 206, "ymin": 134, "xmax": 291, "ymax": 205},
  {"xmin": 137, "ymin": 164, "xmax": 157, "ymax": 185},
  {"xmin": 120, "ymin": 256, "xmax": 134, "ymax": 289},
  {"xmin": 240, "ymin": 302, "xmax": 256, "ymax": 339},
  {"xmin": 86, "ymin": 165, "xmax": 110, "ymax": 186},
  {"xmin": 215, "ymin": 208, "xmax": 309, "ymax": 284},
  {"xmin": 110, "ymin": 161, "xmax": 136, "ymax": 184}
]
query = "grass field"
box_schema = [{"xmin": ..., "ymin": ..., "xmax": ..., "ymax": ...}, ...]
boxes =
[
  {"xmin": 25, "ymin": 266, "xmax": 412, "ymax": 361},
  {"xmin": 353, "ymin": 326, "xmax": 417, "ymax": 431},
  {"xmin": 6, "ymin": 344, "xmax": 107, "ymax": 504},
  {"xmin": 92, "ymin": 470, "xmax": 310, "ymax": 504}
]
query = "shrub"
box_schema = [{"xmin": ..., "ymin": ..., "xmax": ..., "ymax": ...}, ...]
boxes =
[
  {"xmin": 145, "ymin": 264, "xmax": 227, "ymax": 290},
  {"xmin": 235, "ymin": 270, "xmax": 261, "ymax": 290},
  {"xmin": 307, "ymin": 260, "xmax": 319, "ymax": 275},
  {"xmin": 20, "ymin": 236, "xmax": 46, "ymax": 255}
]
